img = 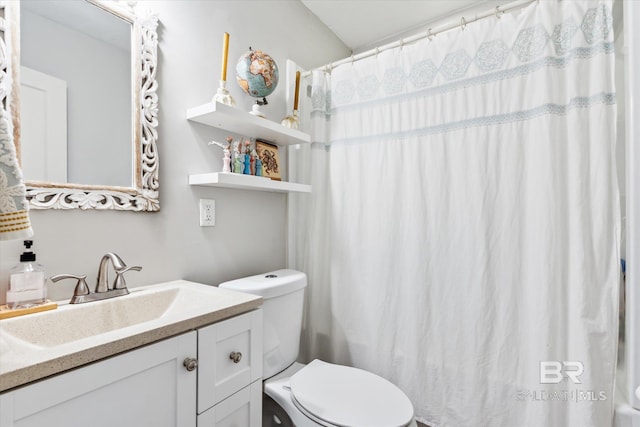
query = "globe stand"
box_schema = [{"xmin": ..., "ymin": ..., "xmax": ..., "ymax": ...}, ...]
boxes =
[
  {"xmin": 213, "ymin": 80, "xmax": 236, "ymax": 106},
  {"xmin": 249, "ymin": 97, "xmax": 268, "ymax": 118}
]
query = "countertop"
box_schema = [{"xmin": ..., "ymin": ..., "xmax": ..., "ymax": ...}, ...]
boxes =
[{"xmin": 0, "ymin": 280, "xmax": 262, "ymax": 393}]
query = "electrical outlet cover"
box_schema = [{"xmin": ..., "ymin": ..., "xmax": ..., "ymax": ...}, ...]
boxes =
[{"xmin": 199, "ymin": 199, "xmax": 215, "ymax": 226}]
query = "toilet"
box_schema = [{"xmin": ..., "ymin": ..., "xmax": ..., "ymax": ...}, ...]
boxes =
[{"xmin": 219, "ymin": 269, "xmax": 417, "ymax": 427}]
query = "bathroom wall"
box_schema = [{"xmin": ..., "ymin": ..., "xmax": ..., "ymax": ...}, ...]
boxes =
[{"xmin": 0, "ymin": 0, "xmax": 350, "ymax": 303}]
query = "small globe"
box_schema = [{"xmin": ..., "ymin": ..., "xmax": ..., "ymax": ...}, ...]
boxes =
[{"xmin": 236, "ymin": 49, "xmax": 279, "ymax": 99}]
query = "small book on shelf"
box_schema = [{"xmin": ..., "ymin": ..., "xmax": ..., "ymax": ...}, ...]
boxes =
[{"xmin": 255, "ymin": 140, "xmax": 281, "ymax": 181}]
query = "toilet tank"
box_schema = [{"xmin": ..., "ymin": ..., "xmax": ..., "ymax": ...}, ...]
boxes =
[{"xmin": 219, "ymin": 269, "xmax": 307, "ymax": 379}]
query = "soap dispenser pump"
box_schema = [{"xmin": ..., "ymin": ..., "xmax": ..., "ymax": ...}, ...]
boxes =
[{"xmin": 7, "ymin": 240, "xmax": 46, "ymax": 309}]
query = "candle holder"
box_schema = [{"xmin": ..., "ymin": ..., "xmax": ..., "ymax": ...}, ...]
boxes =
[
  {"xmin": 281, "ymin": 110, "xmax": 299, "ymax": 129},
  {"xmin": 281, "ymin": 70, "xmax": 300, "ymax": 129},
  {"xmin": 214, "ymin": 32, "xmax": 235, "ymax": 106},
  {"xmin": 213, "ymin": 80, "xmax": 236, "ymax": 106}
]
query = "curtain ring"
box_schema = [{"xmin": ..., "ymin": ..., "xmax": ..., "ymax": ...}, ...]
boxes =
[
  {"xmin": 399, "ymin": 39, "xmax": 404, "ymax": 50},
  {"xmin": 427, "ymin": 28, "xmax": 434, "ymax": 41},
  {"xmin": 460, "ymin": 16, "xmax": 467, "ymax": 31},
  {"xmin": 350, "ymin": 54, "xmax": 355, "ymax": 66},
  {"xmin": 495, "ymin": 5, "xmax": 503, "ymax": 19},
  {"xmin": 375, "ymin": 47, "xmax": 380, "ymax": 57}
]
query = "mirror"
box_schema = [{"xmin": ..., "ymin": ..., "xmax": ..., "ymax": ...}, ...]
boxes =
[
  {"xmin": 21, "ymin": 0, "xmax": 132, "ymax": 187},
  {"xmin": 3, "ymin": 0, "xmax": 159, "ymax": 211}
]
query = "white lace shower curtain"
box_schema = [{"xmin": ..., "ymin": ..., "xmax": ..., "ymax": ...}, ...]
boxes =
[{"xmin": 288, "ymin": 1, "xmax": 619, "ymax": 426}]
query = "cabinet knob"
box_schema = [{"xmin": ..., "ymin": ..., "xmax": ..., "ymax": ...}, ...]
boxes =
[
  {"xmin": 229, "ymin": 351, "xmax": 242, "ymax": 363},
  {"xmin": 183, "ymin": 357, "xmax": 198, "ymax": 372}
]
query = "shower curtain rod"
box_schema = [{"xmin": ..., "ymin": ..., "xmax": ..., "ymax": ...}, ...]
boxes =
[{"xmin": 305, "ymin": 0, "xmax": 536, "ymax": 75}]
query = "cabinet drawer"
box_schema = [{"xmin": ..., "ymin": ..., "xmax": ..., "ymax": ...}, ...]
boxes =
[
  {"xmin": 197, "ymin": 309, "xmax": 262, "ymax": 413},
  {"xmin": 197, "ymin": 381, "xmax": 261, "ymax": 427}
]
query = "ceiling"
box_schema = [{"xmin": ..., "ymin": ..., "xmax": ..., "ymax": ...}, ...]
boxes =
[
  {"xmin": 300, "ymin": 0, "xmax": 507, "ymax": 53},
  {"xmin": 22, "ymin": 0, "xmax": 131, "ymax": 51}
]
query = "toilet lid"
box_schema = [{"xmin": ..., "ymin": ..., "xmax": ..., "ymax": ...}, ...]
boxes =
[{"xmin": 289, "ymin": 359, "xmax": 414, "ymax": 427}]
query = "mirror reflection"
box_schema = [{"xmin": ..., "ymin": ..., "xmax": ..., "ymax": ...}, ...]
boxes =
[{"xmin": 20, "ymin": 0, "xmax": 132, "ymax": 187}]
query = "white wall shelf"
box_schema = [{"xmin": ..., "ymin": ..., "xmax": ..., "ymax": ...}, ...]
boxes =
[
  {"xmin": 189, "ymin": 172, "xmax": 311, "ymax": 193},
  {"xmin": 186, "ymin": 102, "xmax": 310, "ymax": 146}
]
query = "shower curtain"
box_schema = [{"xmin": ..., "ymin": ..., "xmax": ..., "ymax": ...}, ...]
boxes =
[{"xmin": 288, "ymin": 1, "xmax": 619, "ymax": 426}]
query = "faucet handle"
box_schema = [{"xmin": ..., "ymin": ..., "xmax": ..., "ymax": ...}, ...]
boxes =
[
  {"xmin": 113, "ymin": 266, "xmax": 142, "ymax": 290},
  {"xmin": 51, "ymin": 274, "xmax": 90, "ymax": 298}
]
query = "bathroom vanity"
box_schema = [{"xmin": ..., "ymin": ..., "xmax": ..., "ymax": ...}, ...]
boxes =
[{"xmin": 0, "ymin": 281, "xmax": 263, "ymax": 427}]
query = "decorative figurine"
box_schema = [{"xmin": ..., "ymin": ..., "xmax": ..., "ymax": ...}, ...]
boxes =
[
  {"xmin": 208, "ymin": 137, "xmax": 232, "ymax": 173},
  {"xmin": 243, "ymin": 139, "xmax": 251, "ymax": 174},
  {"xmin": 253, "ymin": 149, "xmax": 262, "ymax": 176},
  {"xmin": 233, "ymin": 140, "xmax": 243, "ymax": 173},
  {"xmin": 224, "ymin": 137, "xmax": 233, "ymax": 172}
]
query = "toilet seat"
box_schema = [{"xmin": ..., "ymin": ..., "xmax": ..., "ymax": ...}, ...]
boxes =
[{"xmin": 288, "ymin": 359, "xmax": 414, "ymax": 427}]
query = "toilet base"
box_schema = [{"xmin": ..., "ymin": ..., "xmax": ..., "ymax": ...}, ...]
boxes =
[
  {"xmin": 263, "ymin": 362, "xmax": 418, "ymax": 427},
  {"xmin": 264, "ymin": 363, "xmax": 320, "ymax": 426},
  {"xmin": 263, "ymin": 393, "xmax": 294, "ymax": 427}
]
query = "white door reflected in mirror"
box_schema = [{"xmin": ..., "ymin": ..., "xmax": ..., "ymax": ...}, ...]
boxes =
[{"xmin": 20, "ymin": 66, "xmax": 67, "ymax": 183}]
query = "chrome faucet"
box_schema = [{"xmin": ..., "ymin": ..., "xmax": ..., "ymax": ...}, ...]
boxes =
[
  {"xmin": 51, "ymin": 253, "xmax": 142, "ymax": 304},
  {"xmin": 96, "ymin": 253, "xmax": 126, "ymax": 293}
]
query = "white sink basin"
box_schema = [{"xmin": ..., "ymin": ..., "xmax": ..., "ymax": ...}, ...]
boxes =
[
  {"xmin": 0, "ymin": 280, "xmax": 262, "ymax": 392},
  {"xmin": 2, "ymin": 287, "xmax": 181, "ymax": 347}
]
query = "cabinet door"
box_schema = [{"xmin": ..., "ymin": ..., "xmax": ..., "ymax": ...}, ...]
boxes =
[
  {"xmin": 0, "ymin": 332, "xmax": 197, "ymax": 427},
  {"xmin": 197, "ymin": 381, "xmax": 262, "ymax": 427},
  {"xmin": 198, "ymin": 309, "xmax": 263, "ymax": 413}
]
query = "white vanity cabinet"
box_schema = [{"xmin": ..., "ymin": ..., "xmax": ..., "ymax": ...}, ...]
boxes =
[
  {"xmin": 197, "ymin": 309, "xmax": 263, "ymax": 426},
  {"xmin": 0, "ymin": 309, "xmax": 263, "ymax": 427},
  {"xmin": 0, "ymin": 331, "xmax": 198, "ymax": 427}
]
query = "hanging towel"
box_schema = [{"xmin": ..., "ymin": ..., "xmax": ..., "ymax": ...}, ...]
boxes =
[{"xmin": 0, "ymin": 109, "xmax": 33, "ymax": 241}]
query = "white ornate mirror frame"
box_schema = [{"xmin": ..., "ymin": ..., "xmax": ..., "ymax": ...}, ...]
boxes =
[{"xmin": 1, "ymin": 0, "xmax": 159, "ymax": 211}]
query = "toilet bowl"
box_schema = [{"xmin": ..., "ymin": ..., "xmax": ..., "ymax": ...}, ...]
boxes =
[
  {"xmin": 219, "ymin": 269, "xmax": 417, "ymax": 427},
  {"xmin": 264, "ymin": 361, "xmax": 417, "ymax": 427}
]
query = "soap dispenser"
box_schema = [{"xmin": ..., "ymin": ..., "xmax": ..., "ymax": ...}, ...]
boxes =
[{"xmin": 7, "ymin": 240, "xmax": 46, "ymax": 309}]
